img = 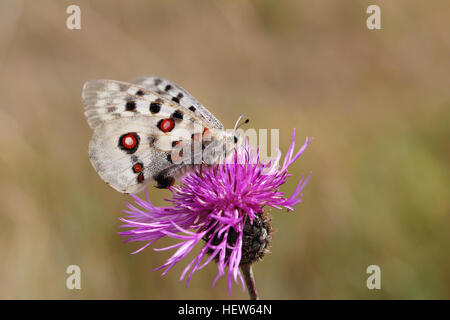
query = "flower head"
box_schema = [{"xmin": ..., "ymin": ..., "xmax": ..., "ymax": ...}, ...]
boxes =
[{"xmin": 119, "ymin": 130, "xmax": 312, "ymax": 294}]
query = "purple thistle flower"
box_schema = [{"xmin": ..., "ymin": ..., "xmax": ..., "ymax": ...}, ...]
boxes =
[{"xmin": 119, "ymin": 129, "xmax": 312, "ymax": 295}]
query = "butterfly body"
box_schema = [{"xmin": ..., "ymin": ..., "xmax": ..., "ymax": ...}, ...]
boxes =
[{"xmin": 83, "ymin": 76, "xmax": 239, "ymax": 194}]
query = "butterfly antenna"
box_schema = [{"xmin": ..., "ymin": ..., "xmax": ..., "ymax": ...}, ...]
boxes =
[
  {"xmin": 241, "ymin": 118, "xmax": 250, "ymax": 127},
  {"xmin": 233, "ymin": 114, "xmax": 244, "ymax": 132},
  {"xmin": 233, "ymin": 114, "xmax": 250, "ymax": 131}
]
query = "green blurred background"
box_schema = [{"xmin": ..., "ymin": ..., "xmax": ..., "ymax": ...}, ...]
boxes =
[{"xmin": 0, "ymin": 0, "xmax": 449, "ymax": 299}]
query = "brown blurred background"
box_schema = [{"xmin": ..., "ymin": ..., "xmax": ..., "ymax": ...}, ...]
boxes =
[{"xmin": 0, "ymin": 0, "xmax": 449, "ymax": 299}]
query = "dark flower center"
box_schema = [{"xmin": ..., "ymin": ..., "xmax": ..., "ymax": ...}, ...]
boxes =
[{"xmin": 203, "ymin": 212, "xmax": 272, "ymax": 265}]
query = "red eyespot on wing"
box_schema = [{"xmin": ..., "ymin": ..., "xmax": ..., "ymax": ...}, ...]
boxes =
[
  {"xmin": 172, "ymin": 140, "xmax": 184, "ymax": 148},
  {"xmin": 203, "ymin": 128, "xmax": 212, "ymax": 140},
  {"xmin": 170, "ymin": 148, "xmax": 184, "ymax": 164},
  {"xmin": 132, "ymin": 162, "xmax": 143, "ymax": 173},
  {"xmin": 157, "ymin": 119, "xmax": 175, "ymax": 133},
  {"xmin": 123, "ymin": 135, "xmax": 136, "ymax": 148},
  {"xmin": 118, "ymin": 132, "xmax": 140, "ymax": 154},
  {"xmin": 137, "ymin": 172, "xmax": 144, "ymax": 183}
]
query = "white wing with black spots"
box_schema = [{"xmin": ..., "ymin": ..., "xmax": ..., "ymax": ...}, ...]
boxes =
[
  {"xmin": 88, "ymin": 116, "xmax": 199, "ymax": 193},
  {"xmin": 131, "ymin": 75, "xmax": 224, "ymax": 130},
  {"xmin": 82, "ymin": 76, "xmax": 239, "ymax": 194}
]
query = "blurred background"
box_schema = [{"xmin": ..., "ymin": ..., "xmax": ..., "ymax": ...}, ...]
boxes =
[{"xmin": 0, "ymin": 0, "xmax": 449, "ymax": 299}]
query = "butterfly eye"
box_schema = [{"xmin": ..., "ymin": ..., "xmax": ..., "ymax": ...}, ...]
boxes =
[{"xmin": 234, "ymin": 136, "xmax": 238, "ymax": 144}]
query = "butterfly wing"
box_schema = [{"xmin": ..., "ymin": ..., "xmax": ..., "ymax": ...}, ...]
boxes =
[
  {"xmin": 89, "ymin": 117, "xmax": 166, "ymax": 193},
  {"xmin": 83, "ymin": 79, "xmax": 217, "ymax": 193},
  {"xmin": 131, "ymin": 75, "xmax": 224, "ymax": 130}
]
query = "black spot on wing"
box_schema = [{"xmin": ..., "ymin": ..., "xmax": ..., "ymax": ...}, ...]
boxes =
[
  {"xmin": 125, "ymin": 101, "xmax": 136, "ymax": 111},
  {"xmin": 172, "ymin": 93, "xmax": 183, "ymax": 103},
  {"xmin": 171, "ymin": 110, "xmax": 183, "ymax": 120},
  {"xmin": 154, "ymin": 172, "xmax": 175, "ymax": 189},
  {"xmin": 150, "ymin": 99, "xmax": 163, "ymax": 114},
  {"xmin": 150, "ymin": 103, "xmax": 161, "ymax": 114}
]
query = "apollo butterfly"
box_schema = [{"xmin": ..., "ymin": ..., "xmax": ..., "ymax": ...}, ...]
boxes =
[{"xmin": 82, "ymin": 76, "xmax": 247, "ymax": 194}]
